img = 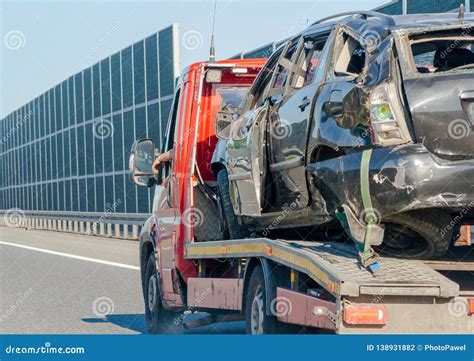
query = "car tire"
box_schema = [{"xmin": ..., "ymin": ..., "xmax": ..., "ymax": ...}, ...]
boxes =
[
  {"xmin": 193, "ymin": 185, "xmax": 224, "ymax": 242},
  {"xmin": 245, "ymin": 266, "xmax": 285, "ymax": 334},
  {"xmin": 377, "ymin": 210, "xmax": 453, "ymax": 259},
  {"xmin": 217, "ymin": 168, "xmax": 249, "ymax": 239},
  {"xmin": 144, "ymin": 253, "xmax": 175, "ymax": 333}
]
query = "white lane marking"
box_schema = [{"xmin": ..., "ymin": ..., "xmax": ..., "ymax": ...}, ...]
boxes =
[{"xmin": 0, "ymin": 241, "xmax": 140, "ymax": 270}]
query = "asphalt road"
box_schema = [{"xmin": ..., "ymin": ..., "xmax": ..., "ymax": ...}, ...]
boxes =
[{"xmin": 0, "ymin": 226, "xmax": 244, "ymax": 334}]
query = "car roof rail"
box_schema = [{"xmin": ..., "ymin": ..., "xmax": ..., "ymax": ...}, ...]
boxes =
[{"xmin": 311, "ymin": 11, "xmax": 395, "ymax": 27}]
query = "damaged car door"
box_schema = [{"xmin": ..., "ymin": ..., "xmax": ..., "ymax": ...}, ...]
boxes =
[
  {"xmin": 266, "ymin": 31, "xmax": 333, "ymax": 212},
  {"xmin": 226, "ymin": 47, "xmax": 286, "ymax": 216}
]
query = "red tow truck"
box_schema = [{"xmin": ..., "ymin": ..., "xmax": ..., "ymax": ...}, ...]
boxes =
[{"xmin": 129, "ymin": 58, "xmax": 473, "ymax": 334}]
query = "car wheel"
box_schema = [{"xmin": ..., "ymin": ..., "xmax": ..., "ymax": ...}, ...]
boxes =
[
  {"xmin": 144, "ymin": 253, "xmax": 175, "ymax": 333},
  {"xmin": 377, "ymin": 210, "xmax": 453, "ymax": 259},
  {"xmin": 217, "ymin": 168, "xmax": 249, "ymax": 239},
  {"xmin": 245, "ymin": 266, "xmax": 281, "ymax": 334}
]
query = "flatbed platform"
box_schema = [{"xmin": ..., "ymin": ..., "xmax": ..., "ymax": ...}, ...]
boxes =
[
  {"xmin": 423, "ymin": 246, "xmax": 474, "ymax": 271},
  {"xmin": 185, "ymin": 238, "xmax": 460, "ymax": 298}
]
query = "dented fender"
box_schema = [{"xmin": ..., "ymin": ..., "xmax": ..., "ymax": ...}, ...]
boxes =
[{"xmin": 307, "ymin": 144, "xmax": 474, "ymax": 222}]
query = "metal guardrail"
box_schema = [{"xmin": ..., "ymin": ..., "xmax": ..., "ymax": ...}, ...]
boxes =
[{"xmin": 0, "ymin": 210, "xmax": 150, "ymax": 240}]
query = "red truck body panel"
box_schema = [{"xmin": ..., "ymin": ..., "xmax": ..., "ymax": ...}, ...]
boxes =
[{"xmin": 154, "ymin": 59, "xmax": 265, "ymax": 300}]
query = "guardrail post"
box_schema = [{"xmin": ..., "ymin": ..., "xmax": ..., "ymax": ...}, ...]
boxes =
[
  {"xmin": 132, "ymin": 225, "xmax": 139, "ymax": 240},
  {"xmin": 80, "ymin": 222, "xmax": 84, "ymax": 234},
  {"xmin": 123, "ymin": 225, "xmax": 129, "ymax": 239},
  {"xmin": 107, "ymin": 223, "xmax": 113, "ymax": 237},
  {"xmin": 73, "ymin": 221, "xmax": 79, "ymax": 233},
  {"xmin": 114, "ymin": 224, "xmax": 120, "ymax": 238},
  {"xmin": 99, "ymin": 222, "xmax": 105, "ymax": 236}
]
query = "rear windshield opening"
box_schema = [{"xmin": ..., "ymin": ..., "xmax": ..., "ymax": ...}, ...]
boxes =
[{"xmin": 409, "ymin": 29, "xmax": 474, "ymax": 74}]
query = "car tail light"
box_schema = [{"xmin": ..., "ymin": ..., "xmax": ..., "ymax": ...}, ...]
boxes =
[
  {"xmin": 454, "ymin": 225, "xmax": 471, "ymax": 246},
  {"xmin": 468, "ymin": 299, "xmax": 474, "ymax": 316},
  {"xmin": 344, "ymin": 304, "xmax": 387, "ymax": 325},
  {"xmin": 370, "ymin": 82, "xmax": 412, "ymax": 146}
]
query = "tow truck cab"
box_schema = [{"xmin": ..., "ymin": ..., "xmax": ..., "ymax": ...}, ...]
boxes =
[{"xmin": 129, "ymin": 59, "xmax": 266, "ymax": 324}]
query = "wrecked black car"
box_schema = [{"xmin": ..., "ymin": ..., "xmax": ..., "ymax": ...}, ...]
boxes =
[{"xmin": 215, "ymin": 11, "xmax": 474, "ymax": 259}]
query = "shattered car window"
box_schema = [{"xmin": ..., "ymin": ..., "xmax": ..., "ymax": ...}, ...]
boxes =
[
  {"xmin": 334, "ymin": 33, "xmax": 366, "ymax": 76},
  {"xmin": 409, "ymin": 30, "xmax": 474, "ymax": 74}
]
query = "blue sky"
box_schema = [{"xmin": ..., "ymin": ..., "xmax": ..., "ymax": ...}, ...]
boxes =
[{"xmin": 0, "ymin": 0, "xmax": 386, "ymax": 117}]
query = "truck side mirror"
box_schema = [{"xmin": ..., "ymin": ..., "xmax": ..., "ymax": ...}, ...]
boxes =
[
  {"xmin": 215, "ymin": 107, "xmax": 236, "ymax": 141},
  {"xmin": 129, "ymin": 139, "xmax": 156, "ymax": 187}
]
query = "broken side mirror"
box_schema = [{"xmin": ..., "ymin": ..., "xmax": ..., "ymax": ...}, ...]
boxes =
[
  {"xmin": 216, "ymin": 106, "xmax": 240, "ymax": 140},
  {"xmin": 129, "ymin": 139, "xmax": 156, "ymax": 188}
]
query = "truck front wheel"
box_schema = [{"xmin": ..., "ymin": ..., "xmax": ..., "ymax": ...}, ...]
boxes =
[{"xmin": 144, "ymin": 253, "xmax": 174, "ymax": 333}]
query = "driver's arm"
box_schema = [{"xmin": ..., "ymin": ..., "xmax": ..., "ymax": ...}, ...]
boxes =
[{"xmin": 152, "ymin": 148, "xmax": 174, "ymax": 176}]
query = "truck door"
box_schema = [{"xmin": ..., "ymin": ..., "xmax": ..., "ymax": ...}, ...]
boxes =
[
  {"xmin": 266, "ymin": 31, "xmax": 333, "ymax": 211},
  {"xmin": 152, "ymin": 82, "xmax": 189, "ymax": 306}
]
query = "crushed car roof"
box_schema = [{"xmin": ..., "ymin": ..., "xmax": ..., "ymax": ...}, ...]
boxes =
[{"xmin": 304, "ymin": 12, "xmax": 474, "ymax": 35}]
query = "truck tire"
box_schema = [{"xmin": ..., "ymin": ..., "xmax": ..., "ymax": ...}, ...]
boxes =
[
  {"xmin": 144, "ymin": 253, "xmax": 175, "ymax": 333},
  {"xmin": 378, "ymin": 210, "xmax": 453, "ymax": 259},
  {"xmin": 245, "ymin": 266, "xmax": 281, "ymax": 334},
  {"xmin": 217, "ymin": 169, "xmax": 249, "ymax": 239}
]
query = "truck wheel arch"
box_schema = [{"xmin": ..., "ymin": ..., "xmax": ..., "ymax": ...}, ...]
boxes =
[
  {"xmin": 139, "ymin": 234, "xmax": 155, "ymax": 296},
  {"xmin": 139, "ymin": 217, "xmax": 158, "ymax": 298},
  {"xmin": 242, "ymin": 258, "xmax": 290, "ymax": 316}
]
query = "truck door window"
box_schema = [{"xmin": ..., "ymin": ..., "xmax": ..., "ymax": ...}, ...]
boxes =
[
  {"xmin": 165, "ymin": 88, "xmax": 180, "ymax": 153},
  {"xmin": 161, "ymin": 87, "xmax": 180, "ymax": 183}
]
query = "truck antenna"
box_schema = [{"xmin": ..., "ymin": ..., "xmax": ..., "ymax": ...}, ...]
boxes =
[
  {"xmin": 210, "ymin": 0, "xmax": 217, "ymax": 62},
  {"xmin": 458, "ymin": 3, "xmax": 465, "ymax": 24}
]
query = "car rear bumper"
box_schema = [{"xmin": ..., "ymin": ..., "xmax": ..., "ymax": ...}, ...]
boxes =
[{"xmin": 307, "ymin": 144, "xmax": 474, "ymax": 222}]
